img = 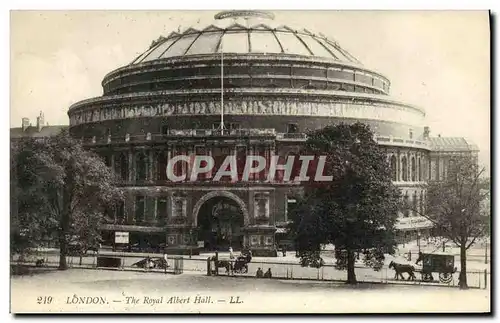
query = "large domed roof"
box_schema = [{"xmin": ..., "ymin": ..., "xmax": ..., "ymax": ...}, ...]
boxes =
[{"xmin": 130, "ymin": 10, "xmax": 361, "ymax": 65}]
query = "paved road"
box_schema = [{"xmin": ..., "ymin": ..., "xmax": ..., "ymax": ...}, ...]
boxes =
[
  {"xmin": 13, "ymin": 251, "xmax": 490, "ymax": 289},
  {"xmin": 11, "ymin": 269, "xmax": 490, "ymax": 313}
]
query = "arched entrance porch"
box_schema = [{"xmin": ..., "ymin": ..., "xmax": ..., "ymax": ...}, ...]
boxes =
[{"xmin": 193, "ymin": 191, "xmax": 248, "ymax": 251}]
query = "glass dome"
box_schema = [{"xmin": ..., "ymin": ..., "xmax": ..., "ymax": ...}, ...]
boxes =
[{"xmin": 130, "ymin": 10, "xmax": 361, "ymax": 65}]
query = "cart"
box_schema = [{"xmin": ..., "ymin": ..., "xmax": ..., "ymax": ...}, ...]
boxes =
[{"xmin": 416, "ymin": 252, "xmax": 457, "ymax": 284}]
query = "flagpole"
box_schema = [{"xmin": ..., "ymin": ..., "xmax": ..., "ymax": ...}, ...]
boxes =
[{"xmin": 220, "ymin": 37, "xmax": 225, "ymax": 131}]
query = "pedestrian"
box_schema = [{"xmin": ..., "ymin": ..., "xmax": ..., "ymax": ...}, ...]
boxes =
[
  {"xmin": 282, "ymin": 245, "xmax": 287, "ymax": 257},
  {"xmin": 229, "ymin": 246, "xmax": 234, "ymax": 259},
  {"xmin": 163, "ymin": 252, "xmax": 169, "ymax": 272},
  {"xmin": 264, "ymin": 268, "xmax": 272, "ymax": 278},
  {"xmin": 256, "ymin": 267, "xmax": 264, "ymax": 278}
]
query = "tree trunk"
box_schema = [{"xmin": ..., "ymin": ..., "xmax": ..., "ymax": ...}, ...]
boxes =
[
  {"xmin": 58, "ymin": 187, "xmax": 71, "ymax": 270},
  {"xmin": 346, "ymin": 249, "xmax": 357, "ymax": 284},
  {"xmin": 58, "ymin": 228, "xmax": 68, "ymax": 270},
  {"xmin": 459, "ymin": 244, "xmax": 468, "ymax": 289}
]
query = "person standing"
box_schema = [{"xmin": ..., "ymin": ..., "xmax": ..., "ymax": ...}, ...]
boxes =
[
  {"xmin": 229, "ymin": 246, "xmax": 234, "ymax": 260},
  {"xmin": 163, "ymin": 252, "xmax": 169, "ymax": 273}
]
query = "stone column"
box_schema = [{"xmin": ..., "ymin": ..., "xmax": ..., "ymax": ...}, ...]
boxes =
[
  {"xmin": 248, "ymin": 191, "xmax": 255, "ymax": 225},
  {"xmin": 248, "ymin": 146, "xmax": 254, "ymax": 182},
  {"xmin": 153, "ymin": 196, "xmax": 158, "ymax": 223},
  {"xmin": 186, "ymin": 146, "xmax": 192, "ymax": 180},
  {"xmin": 207, "ymin": 147, "xmax": 213, "ymax": 179},
  {"xmin": 270, "ymin": 190, "xmax": 276, "ymax": 226},
  {"xmin": 110, "ymin": 152, "xmax": 115, "ymax": 172}
]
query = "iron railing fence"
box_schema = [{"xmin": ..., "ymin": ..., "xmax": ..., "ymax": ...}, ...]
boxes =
[{"xmin": 11, "ymin": 252, "xmax": 490, "ymax": 289}]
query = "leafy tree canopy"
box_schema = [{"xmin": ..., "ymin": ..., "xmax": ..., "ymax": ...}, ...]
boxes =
[
  {"xmin": 11, "ymin": 130, "xmax": 123, "ymax": 267},
  {"xmin": 288, "ymin": 123, "xmax": 401, "ymax": 283}
]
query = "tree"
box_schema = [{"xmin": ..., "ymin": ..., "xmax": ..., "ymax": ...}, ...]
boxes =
[
  {"xmin": 11, "ymin": 139, "xmax": 59, "ymax": 258},
  {"xmin": 418, "ymin": 155, "xmax": 489, "ymax": 289},
  {"xmin": 289, "ymin": 123, "xmax": 401, "ymax": 284},
  {"xmin": 12, "ymin": 130, "xmax": 123, "ymax": 269}
]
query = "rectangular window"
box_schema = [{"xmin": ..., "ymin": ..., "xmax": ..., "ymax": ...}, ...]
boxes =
[
  {"xmin": 213, "ymin": 147, "xmax": 231, "ymax": 182},
  {"xmin": 157, "ymin": 198, "xmax": 168, "ymax": 224},
  {"xmin": 172, "ymin": 148, "xmax": 187, "ymax": 179},
  {"xmin": 115, "ymin": 201, "xmax": 125, "ymax": 224},
  {"xmin": 403, "ymin": 195, "xmax": 409, "ymax": 217},
  {"xmin": 135, "ymin": 196, "xmax": 145, "ymax": 223},
  {"xmin": 430, "ymin": 160, "xmax": 437, "ymax": 181},
  {"xmin": 236, "ymin": 146, "xmax": 246, "ymax": 181},
  {"xmin": 285, "ymin": 198, "xmax": 297, "ymax": 222},
  {"xmin": 156, "ymin": 152, "xmax": 168, "ymax": 180},
  {"xmin": 195, "ymin": 146, "xmax": 209, "ymax": 181},
  {"xmin": 287, "ymin": 123, "xmax": 299, "ymax": 134},
  {"xmin": 229, "ymin": 123, "xmax": 241, "ymax": 130},
  {"xmin": 254, "ymin": 146, "xmax": 268, "ymax": 181}
]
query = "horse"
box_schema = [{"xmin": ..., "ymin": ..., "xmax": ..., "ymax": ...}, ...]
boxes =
[
  {"xmin": 210, "ymin": 256, "xmax": 232, "ymax": 275},
  {"xmin": 389, "ymin": 261, "xmax": 417, "ymax": 281},
  {"xmin": 151, "ymin": 257, "xmax": 170, "ymax": 270}
]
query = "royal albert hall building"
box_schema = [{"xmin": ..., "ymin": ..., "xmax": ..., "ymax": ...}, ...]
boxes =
[{"xmin": 65, "ymin": 10, "xmax": 478, "ymax": 256}]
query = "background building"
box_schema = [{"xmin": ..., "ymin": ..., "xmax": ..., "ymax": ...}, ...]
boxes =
[{"xmin": 11, "ymin": 10, "xmax": 479, "ymax": 256}]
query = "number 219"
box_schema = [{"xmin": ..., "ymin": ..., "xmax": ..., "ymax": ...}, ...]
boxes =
[{"xmin": 37, "ymin": 296, "xmax": 53, "ymax": 304}]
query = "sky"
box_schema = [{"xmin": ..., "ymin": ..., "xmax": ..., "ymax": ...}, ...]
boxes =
[{"xmin": 10, "ymin": 10, "xmax": 490, "ymax": 170}]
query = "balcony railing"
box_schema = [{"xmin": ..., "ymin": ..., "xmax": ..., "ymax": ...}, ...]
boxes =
[
  {"xmin": 275, "ymin": 132, "xmax": 308, "ymax": 141},
  {"xmin": 82, "ymin": 128, "xmax": 277, "ymax": 145},
  {"xmin": 82, "ymin": 130, "xmax": 429, "ymax": 149}
]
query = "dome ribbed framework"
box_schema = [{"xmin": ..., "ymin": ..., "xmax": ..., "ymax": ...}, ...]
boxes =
[{"xmin": 131, "ymin": 11, "xmax": 361, "ymax": 65}]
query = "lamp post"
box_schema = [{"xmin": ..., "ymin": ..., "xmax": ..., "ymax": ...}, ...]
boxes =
[
  {"xmin": 189, "ymin": 228, "xmax": 193, "ymax": 259},
  {"xmin": 417, "ymin": 231, "xmax": 421, "ymax": 253},
  {"xmin": 485, "ymin": 238, "xmax": 488, "ymax": 264}
]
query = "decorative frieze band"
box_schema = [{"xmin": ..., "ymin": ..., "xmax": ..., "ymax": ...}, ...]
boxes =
[{"xmin": 69, "ymin": 99, "xmax": 424, "ymax": 127}]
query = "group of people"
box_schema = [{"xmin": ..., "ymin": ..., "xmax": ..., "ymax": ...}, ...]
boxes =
[{"xmin": 256, "ymin": 267, "xmax": 272, "ymax": 278}]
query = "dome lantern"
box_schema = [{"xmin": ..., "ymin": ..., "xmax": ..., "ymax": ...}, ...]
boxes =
[{"xmin": 214, "ymin": 10, "xmax": 275, "ymax": 21}]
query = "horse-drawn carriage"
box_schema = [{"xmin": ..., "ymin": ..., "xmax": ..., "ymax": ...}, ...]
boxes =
[
  {"xmin": 389, "ymin": 252, "xmax": 457, "ymax": 284},
  {"xmin": 132, "ymin": 256, "xmax": 170, "ymax": 270},
  {"xmin": 210, "ymin": 250, "xmax": 253, "ymax": 275},
  {"xmin": 415, "ymin": 252, "xmax": 456, "ymax": 283}
]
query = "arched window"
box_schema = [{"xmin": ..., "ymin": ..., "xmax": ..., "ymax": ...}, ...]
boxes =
[
  {"xmin": 411, "ymin": 157, "xmax": 416, "ymax": 182},
  {"xmin": 401, "ymin": 156, "xmax": 408, "ymax": 181},
  {"xmin": 390, "ymin": 155, "xmax": 397, "ymax": 181},
  {"xmin": 136, "ymin": 152, "xmax": 147, "ymax": 181}
]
